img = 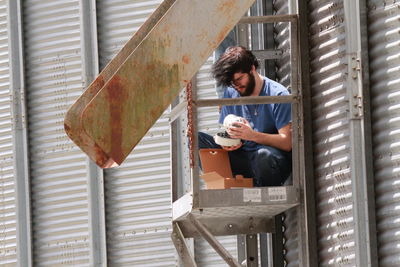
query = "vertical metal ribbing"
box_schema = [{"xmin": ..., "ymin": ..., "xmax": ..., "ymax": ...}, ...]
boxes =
[
  {"xmin": 343, "ymin": 0, "xmax": 377, "ymax": 266},
  {"xmin": 368, "ymin": 1, "xmax": 400, "ymax": 265},
  {"xmin": 264, "ymin": 0, "xmax": 275, "ymax": 80},
  {"xmin": 250, "ymin": 0, "xmax": 265, "ymax": 52},
  {"xmin": 287, "ymin": 3, "xmax": 308, "ymax": 267},
  {"xmin": 23, "ymin": 0, "xmax": 91, "ymax": 264},
  {"xmin": 8, "ymin": 0, "xmax": 32, "ymax": 266},
  {"xmin": 274, "ymin": 0, "xmax": 290, "ymax": 87},
  {"xmin": 308, "ymin": 0, "xmax": 356, "ymax": 265},
  {"xmin": 296, "ymin": 0, "xmax": 318, "ymax": 266},
  {"xmin": 79, "ymin": 0, "xmax": 107, "ymax": 266}
]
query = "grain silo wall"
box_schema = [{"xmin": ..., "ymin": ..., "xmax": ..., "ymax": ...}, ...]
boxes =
[
  {"xmin": 368, "ymin": 0, "xmax": 400, "ymax": 266},
  {"xmin": 308, "ymin": 0, "xmax": 357, "ymax": 265},
  {"xmin": 0, "ymin": 0, "xmax": 395, "ymax": 266}
]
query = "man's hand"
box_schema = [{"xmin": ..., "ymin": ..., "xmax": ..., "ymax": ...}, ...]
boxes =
[
  {"xmin": 221, "ymin": 142, "xmax": 242, "ymax": 151},
  {"xmin": 226, "ymin": 119, "xmax": 255, "ymax": 141}
]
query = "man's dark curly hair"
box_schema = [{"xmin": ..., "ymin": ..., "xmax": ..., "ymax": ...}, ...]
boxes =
[{"xmin": 211, "ymin": 46, "xmax": 259, "ymax": 87}]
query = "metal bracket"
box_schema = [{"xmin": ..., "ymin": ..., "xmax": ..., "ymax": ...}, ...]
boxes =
[
  {"xmin": 171, "ymin": 222, "xmax": 197, "ymax": 267},
  {"xmin": 347, "ymin": 53, "xmax": 363, "ymax": 119},
  {"xmin": 246, "ymin": 234, "xmax": 259, "ymax": 267},
  {"xmin": 188, "ymin": 214, "xmax": 242, "ymax": 267}
]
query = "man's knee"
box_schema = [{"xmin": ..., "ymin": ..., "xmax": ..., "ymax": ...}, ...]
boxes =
[
  {"xmin": 198, "ymin": 132, "xmax": 219, "ymax": 149},
  {"xmin": 256, "ymin": 148, "xmax": 280, "ymax": 170},
  {"xmin": 255, "ymin": 147, "xmax": 291, "ymax": 186}
]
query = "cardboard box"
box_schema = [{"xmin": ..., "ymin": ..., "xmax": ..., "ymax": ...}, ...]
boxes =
[{"xmin": 199, "ymin": 148, "xmax": 253, "ymax": 189}]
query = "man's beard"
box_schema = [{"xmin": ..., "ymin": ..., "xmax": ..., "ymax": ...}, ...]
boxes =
[{"xmin": 240, "ymin": 72, "xmax": 256, "ymax": 96}]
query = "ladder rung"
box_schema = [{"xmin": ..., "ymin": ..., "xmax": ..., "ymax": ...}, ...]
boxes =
[
  {"xmin": 239, "ymin": 14, "xmax": 298, "ymax": 24},
  {"xmin": 194, "ymin": 95, "xmax": 298, "ymax": 107},
  {"xmin": 176, "ymin": 216, "xmax": 275, "ymax": 237},
  {"xmin": 252, "ymin": 49, "xmax": 283, "ymax": 60}
]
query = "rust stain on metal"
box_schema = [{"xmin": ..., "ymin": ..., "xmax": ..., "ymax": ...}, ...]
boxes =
[
  {"xmin": 64, "ymin": 74, "xmax": 115, "ymax": 167},
  {"xmin": 182, "ymin": 55, "xmax": 190, "ymax": 64},
  {"xmin": 81, "ymin": 38, "xmax": 182, "ymax": 166},
  {"xmin": 217, "ymin": 1, "xmax": 236, "ymax": 13},
  {"xmin": 92, "ymin": 75, "xmax": 105, "ymax": 91},
  {"xmin": 106, "ymin": 75, "xmax": 127, "ymax": 165},
  {"xmin": 196, "ymin": 29, "xmax": 208, "ymax": 41}
]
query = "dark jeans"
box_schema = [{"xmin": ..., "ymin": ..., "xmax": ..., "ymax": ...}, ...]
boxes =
[{"xmin": 198, "ymin": 132, "xmax": 292, "ymax": 187}]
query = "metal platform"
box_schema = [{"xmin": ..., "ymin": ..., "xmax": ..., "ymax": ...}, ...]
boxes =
[{"xmin": 173, "ymin": 186, "xmax": 298, "ymax": 237}]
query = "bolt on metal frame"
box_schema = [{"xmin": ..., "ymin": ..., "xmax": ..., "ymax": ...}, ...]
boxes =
[{"xmin": 170, "ymin": 14, "xmax": 302, "ymax": 266}]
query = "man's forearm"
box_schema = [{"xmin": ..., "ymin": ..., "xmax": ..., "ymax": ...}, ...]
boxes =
[
  {"xmin": 249, "ymin": 131, "xmax": 292, "ymax": 152},
  {"xmin": 227, "ymin": 122, "xmax": 292, "ymax": 152}
]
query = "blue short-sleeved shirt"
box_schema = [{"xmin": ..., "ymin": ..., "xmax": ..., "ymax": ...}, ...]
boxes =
[{"xmin": 219, "ymin": 77, "xmax": 292, "ymax": 151}]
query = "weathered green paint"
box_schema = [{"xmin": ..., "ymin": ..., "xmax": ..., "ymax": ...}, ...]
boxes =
[{"xmin": 65, "ymin": 0, "xmax": 256, "ymax": 168}]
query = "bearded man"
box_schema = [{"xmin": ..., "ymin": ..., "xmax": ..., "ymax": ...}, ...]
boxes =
[{"xmin": 198, "ymin": 46, "xmax": 292, "ymax": 186}]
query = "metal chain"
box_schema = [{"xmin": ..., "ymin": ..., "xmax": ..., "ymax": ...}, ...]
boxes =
[{"xmin": 186, "ymin": 81, "xmax": 194, "ymax": 169}]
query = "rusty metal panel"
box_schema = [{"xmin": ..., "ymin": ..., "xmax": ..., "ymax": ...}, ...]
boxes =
[
  {"xmin": 23, "ymin": 0, "xmax": 91, "ymax": 265},
  {"xmin": 65, "ymin": 0, "xmax": 256, "ymax": 169},
  {"xmin": 308, "ymin": 0, "xmax": 358, "ymax": 265},
  {"xmin": 0, "ymin": 1, "xmax": 17, "ymax": 265},
  {"xmin": 96, "ymin": 1, "xmax": 177, "ymax": 265},
  {"xmin": 368, "ymin": 1, "xmax": 400, "ymax": 266}
]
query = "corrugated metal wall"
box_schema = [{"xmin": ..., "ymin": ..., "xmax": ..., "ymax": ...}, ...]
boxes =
[
  {"xmin": 0, "ymin": 1, "xmax": 16, "ymax": 266},
  {"xmin": 308, "ymin": 0, "xmax": 357, "ymax": 265},
  {"xmin": 96, "ymin": 1, "xmax": 177, "ymax": 266},
  {"xmin": 272, "ymin": 0, "xmax": 301, "ymax": 266},
  {"xmin": 273, "ymin": 0, "xmax": 299, "ymax": 266},
  {"xmin": 368, "ymin": 0, "xmax": 400, "ymax": 266},
  {"xmin": 23, "ymin": 0, "xmax": 91, "ymax": 265},
  {"xmin": 2, "ymin": 0, "xmax": 397, "ymax": 266},
  {"xmin": 274, "ymin": 0, "xmax": 291, "ymax": 87}
]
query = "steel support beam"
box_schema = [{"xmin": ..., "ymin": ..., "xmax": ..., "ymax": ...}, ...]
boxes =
[
  {"xmin": 8, "ymin": 1, "xmax": 32, "ymax": 266},
  {"xmin": 246, "ymin": 234, "xmax": 259, "ymax": 267},
  {"xmin": 237, "ymin": 235, "xmax": 246, "ymax": 264},
  {"xmin": 195, "ymin": 95, "xmax": 296, "ymax": 107},
  {"xmin": 343, "ymin": 1, "xmax": 378, "ymax": 266},
  {"xmin": 295, "ymin": 0, "xmax": 319, "ymax": 266},
  {"xmin": 261, "ymin": 3, "xmax": 276, "ymax": 265},
  {"xmin": 272, "ymin": 215, "xmax": 284, "ymax": 267},
  {"xmin": 188, "ymin": 214, "xmax": 241, "ymax": 267},
  {"xmin": 263, "ymin": 0, "xmax": 275, "ymax": 79},
  {"xmin": 171, "ymin": 223, "xmax": 197, "ymax": 267},
  {"xmin": 79, "ymin": 0, "xmax": 107, "ymax": 266}
]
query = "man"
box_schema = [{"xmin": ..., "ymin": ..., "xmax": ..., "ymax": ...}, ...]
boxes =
[{"xmin": 199, "ymin": 46, "xmax": 292, "ymax": 186}]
